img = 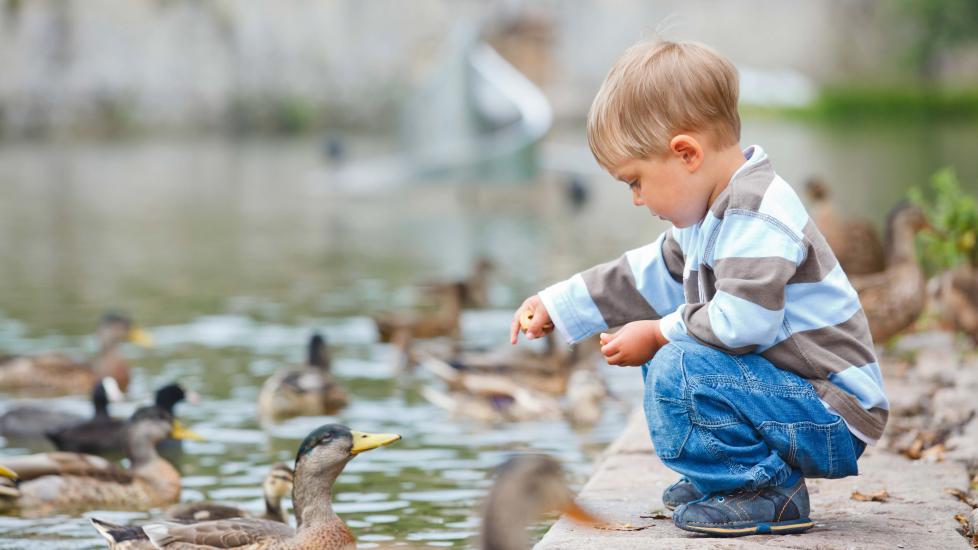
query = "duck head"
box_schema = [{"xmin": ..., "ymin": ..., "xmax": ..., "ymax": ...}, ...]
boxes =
[
  {"xmin": 126, "ymin": 407, "xmax": 203, "ymax": 466},
  {"xmin": 292, "ymin": 424, "xmax": 400, "ymax": 527},
  {"xmin": 262, "ymin": 463, "xmax": 295, "ymax": 522},
  {"xmin": 481, "ymin": 455, "xmax": 600, "ymax": 550}
]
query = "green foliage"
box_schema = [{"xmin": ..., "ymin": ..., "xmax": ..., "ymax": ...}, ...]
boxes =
[
  {"xmin": 894, "ymin": 0, "xmax": 978, "ymax": 81},
  {"xmin": 908, "ymin": 168, "xmax": 978, "ymax": 276}
]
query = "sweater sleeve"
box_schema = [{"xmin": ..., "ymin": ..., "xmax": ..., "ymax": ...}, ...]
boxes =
[
  {"xmin": 659, "ymin": 212, "xmax": 806, "ymax": 353},
  {"xmin": 539, "ymin": 230, "xmax": 686, "ymax": 344}
]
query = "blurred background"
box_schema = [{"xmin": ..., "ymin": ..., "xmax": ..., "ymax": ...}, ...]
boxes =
[{"xmin": 0, "ymin": 0, "xmax": 977, "ymax": 547}]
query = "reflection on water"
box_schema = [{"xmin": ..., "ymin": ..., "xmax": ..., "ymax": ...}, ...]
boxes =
[{"xmin": 0, "ymin": 118, "xmax": 976, "ymax": 547}]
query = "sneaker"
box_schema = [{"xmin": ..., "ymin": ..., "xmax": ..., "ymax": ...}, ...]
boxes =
[
  {"xmin": 663, "ymin": 477, "xmax": 703, "ymax": 510},
  {"xmin": 672, "ymin": 472, "xmax": 814, "ymax": 537}
]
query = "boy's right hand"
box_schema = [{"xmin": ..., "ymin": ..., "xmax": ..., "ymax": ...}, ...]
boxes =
[{"xmin": 510, "ymin": 295, "xmax": 554, "ymax": 344}]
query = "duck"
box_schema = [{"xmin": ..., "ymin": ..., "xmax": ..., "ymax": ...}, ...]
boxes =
[
  {"xmin": 479, "ymin": 454, "xmax": 600, "ymax": 549},
  {"xmin": 46, "ymin": 382, "xmax": 197, "ymax": 455},
  {"xmin": 258, "ymin": 334, "xmax": 348, "ymax": 421},
  {"xmin": 806, "ymin": 177, "xmax": 886, "ymax": 276},
  {"xmin": 932, "ymin": 264, "xmax": 978, "ymax": 343},
  {"xmin": 851, "ymin": 203, "xmax": 930, "ymax": 343},
  {"xmin": 0, "ymin": 377, "xmax": 124, "ymax": 441},
  {"xmin": 420, "ymin": 257, "xmax": 495, "ymax": 310},
  {"xmin": 166, "ymin": 463, "xmax": 295, "ymax": 523},
  {"xmin": 0, "ymin": 406, "xmax": 202, "ymax": 517},
  {"xmin": 372, "ymin": 281, "xmax": 464, "ymax": 343},
  {"xmin": 92, "ymin": 424, "xmax": 400, "ymax": 550},
  {"xmin": 435, "ymin": 334, "xmax": 599, "ymax": 395},
  {"xmin": 420, "ymin": 355, "xmax": 564, "ymax": 422},
  {"xmin": 89, "ymin": 464, "xmax": 294, "ymax": 550},
  {"xmin": 0, "ymin": 312, "xmax": 152, "ymax": 395}
]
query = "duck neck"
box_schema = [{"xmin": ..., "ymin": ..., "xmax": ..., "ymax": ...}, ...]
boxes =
[
  {"xmin": 481, "ymin": 493, "xmax": 534, "ymax": 550},
  {"xmin": 888, "ymin": 222, "xmax": 918, "ymax": 265},
  {"xmin": 292, "ymin": 459, "xmax": 346, "ymax": 530},
  {"xmin": 264, "ymin": 493, "xmax": 287, "ymax": 523}
]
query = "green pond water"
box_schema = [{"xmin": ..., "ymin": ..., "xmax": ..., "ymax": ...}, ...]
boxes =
[{"xmin": 0, "ymin": 117, "xmax": 976, "ymax": 548}]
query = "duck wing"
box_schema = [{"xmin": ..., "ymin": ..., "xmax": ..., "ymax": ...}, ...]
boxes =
[
  {"xmin": 143, "ymin": 518, "xmax": 294, "ymax": 548},
  {"xmin": 46, "ymin": 417, "xmax": 127, "ymax": 454},
  {"xmin": 0, "ymin": 406, "xmax": 85, "ymax": 439},
  {"xmin": 0, "ymin": 451, "xmax": 122, "ymax": 481}
]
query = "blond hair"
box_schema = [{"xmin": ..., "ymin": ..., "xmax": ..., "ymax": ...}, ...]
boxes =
[{"xmin": 586, "ymin": 40, "xmax": 741, "ymax": 170}]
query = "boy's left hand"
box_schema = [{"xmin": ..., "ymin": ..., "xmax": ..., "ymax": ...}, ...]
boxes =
[{"xmin": 600, "ymin": 320, "xmax": 668, "ymax": 366}]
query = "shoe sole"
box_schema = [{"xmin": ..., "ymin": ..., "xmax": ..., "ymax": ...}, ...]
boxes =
[{"xmin": 682, "ymin": 518, "xmax": 815, "ymax": 537}]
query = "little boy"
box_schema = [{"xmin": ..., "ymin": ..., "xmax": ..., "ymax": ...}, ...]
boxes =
[{"xmin": 510, "ymin": 40, "xmax": 887, "ymax": 536}]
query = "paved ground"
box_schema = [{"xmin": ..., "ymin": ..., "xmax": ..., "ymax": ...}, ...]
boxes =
[{"xmin": 537, "ymin": 356, "xmax": 975, "ymax": 549}]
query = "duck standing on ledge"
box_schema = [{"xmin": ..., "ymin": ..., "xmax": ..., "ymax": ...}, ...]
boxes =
[
  {"xmin": 851, "ymin": 203, "xmax": 930, "ymax": 343},
  {"xmin": 0, "ymin": 312, "xmax": 152, "ymax": 395},
  {"xmin": 806, "ymin": 178, "xmax": 886, "ymax": 276}
]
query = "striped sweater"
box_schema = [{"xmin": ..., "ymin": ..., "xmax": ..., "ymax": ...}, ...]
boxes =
[{"xmin": 539, "ymin": 145, "xmax": 888, "ymax": 443}]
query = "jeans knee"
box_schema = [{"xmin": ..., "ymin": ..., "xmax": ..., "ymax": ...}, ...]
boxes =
[{"xmin": 646, "ymin": 342, "xmax": 686, "ymax": 400}]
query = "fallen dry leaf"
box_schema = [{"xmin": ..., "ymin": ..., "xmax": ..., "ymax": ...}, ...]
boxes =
[
  {"xmin": 594, "ymin": 522, "xmax": 655, "ymax": 532},
  {"xmin": 640, "ymin": 511, "xmax": 671, "ymax": 520},
  {"xmin": 946, "ymin": 488, "xmax": 978, "ymax": 508},
  {"xmin": 851, "ymin": 490, "xmax": 890, "ymax": 502},
  {"xmin": 921, "ymin": 443, "xmax": 946, "ymax": 463}
]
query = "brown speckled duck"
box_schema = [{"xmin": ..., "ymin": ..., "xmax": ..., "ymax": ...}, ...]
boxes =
[
  {"xmin": 933, "ymin": 264, "xmax": 978, "ymax": 343},
  {"xmin": 479, "ymin": 455, "xmax": 599, "ymax": 550},
  {"xmin": 851, "ymin": 203, "xmax": 930, "ymax": 343},
  {"xmin": 806, "ymin": 178, "xmax": 886, "ymax": 276},
  {"xmin": 258, "ymin": 334, "xmax": 348, "ymax": 421},
  {"xmin": 167, "ymin": 463, "xmax": 295, "ymax": 523},
  {"xmin": 0, "ymin": 406, "xmax": 201, "ymax": 517},
  {"xmin": 89, "ymin": 464, "xmax": 296, "ymax": 550},
  {"xmin": 0, "ymin": 312, "xmax": 152, "ymax": 395},
  {"xmin": 372, "ymin": 281, "xmax": 464, "ymax": 343},
  {"xmin": 122, "ymin": 424, "xmax": 400, "ymax": 550}
]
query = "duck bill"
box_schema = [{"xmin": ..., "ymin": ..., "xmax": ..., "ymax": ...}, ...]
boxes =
[
  {"xmin": 349, "ymin": 431, "xmax": 401, "ymax": 455},
  {"xmin": 170, "ymin": 421, "xmax": 205, "ymax": 441},
  {"xmin": 562, "ymin": 500, "xmax": 602, "ymax": 527},
  {"xmin": 128, "ymin": 327, "xmax": 155, "ymax": 347},
  {"xmin": 0, "ymin": 465, "xmax": 18, "ymax": 481}
]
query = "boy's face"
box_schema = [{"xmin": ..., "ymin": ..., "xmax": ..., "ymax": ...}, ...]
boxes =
[{"xmin": 610, "ymin": 151, "xmax": 713, "ymax": 228}]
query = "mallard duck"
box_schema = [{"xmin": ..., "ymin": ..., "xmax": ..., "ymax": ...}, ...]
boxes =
[
  {"xmin": 434, "ymin": 334, "xmax": 598, "ymax": 395},
  {"xmin": 258, "ymin": 334, "xmax": 348, "ymax": 421},
  {"xmin": 372, "ymin": 281, "xmax": 463, "ymax": 343},
  {"xmin": 806, "ymin": 177, "xmax": 886, "ymax": 276},
  {"xmin": 0, "ymin": 377, "xmax": 123, "ymax": 440},
  {"xmin": 851, "ymin": 203, "xmax": 930, "ymax": 343},
  {"xmin": 479, "ymin": 455, "xmax": 599, "ymax": 549},
  {"xmin": 89, "ymin": 464, "xmax": 294, "ymax": 550},
  {"xmin": 93, "ymin": 424, "xmax": 399, "ymax": 550},
  {"xmin": 46, "ymin": 382, "xmax": 196, "ymax": 454},
  {"xmin": 420, "ymin": 356, "xmax": 564, "ymax": 422},
  {"xmin": 932, "ymin": 264, "xmax": 978, "ymax": 343},
  {"xmin": 167, "ymin": 463, "xmax": 294, "ymax": 523},
  {"xmin": 421, "ymin": 258, "xmax": 495, "ymax": 309},
  {"xmin": 0, "ymin": 312, "xmax": 152, "ymax": 395},
  {"xmin": 0, "ymin": 406, "xmax": 201, "ymax": 517}
]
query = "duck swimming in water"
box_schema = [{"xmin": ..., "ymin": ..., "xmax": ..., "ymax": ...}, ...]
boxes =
[
  {"xmin": 0, "ymin": 406, "xmax": 202, "ymax": 517},
  {"xmin": 258, "ymin": 334, "xmax": 348, "ymax": 422},
  {"xmin": 0, "ymin": 377, "xmax": 124, "ymax": 441},
  {"xmin": 94, "ymin": 424, "xmax": 400, "ymax": 549},
  {"xmin": 0, "ymin": 312, "xmax": 151, "ymax": 395}
]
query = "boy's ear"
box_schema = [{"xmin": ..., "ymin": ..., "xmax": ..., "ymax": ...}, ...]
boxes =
[{"xmin": 669, "ymin": 134, "xmax": 703, "ymax": 172}]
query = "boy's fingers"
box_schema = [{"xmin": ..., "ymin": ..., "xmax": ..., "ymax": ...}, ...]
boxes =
[
  {"xmin": 600, "ymin": 341, "xmax": 619, "ymax": 357},
  {"xmin": 509, "ymin": 316, "xmax": 521, "ymax": 344}
]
